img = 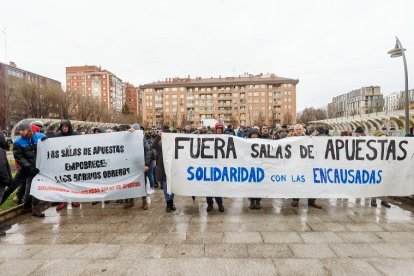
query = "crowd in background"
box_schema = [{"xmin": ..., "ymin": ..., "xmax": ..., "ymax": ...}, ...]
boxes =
[{"xmin": 1, "ymin": 119, "xmax": 412, "ymax": 235}]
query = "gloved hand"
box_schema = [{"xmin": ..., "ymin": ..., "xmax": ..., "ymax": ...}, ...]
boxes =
[
  {"xmin": 41, "ymin": 136, "xmax": 48, "ymax": 141},
  {"xmin": 29, "ymin": 166, "xmax": 40, "ymax": 176}
]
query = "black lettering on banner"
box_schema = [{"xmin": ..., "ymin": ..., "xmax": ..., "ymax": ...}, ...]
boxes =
[{"xmin": 397, "ymin": 140, "xmax": 408, "ymax": 160}]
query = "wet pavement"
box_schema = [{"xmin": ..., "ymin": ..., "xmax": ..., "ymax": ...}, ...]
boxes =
[{"xmin": 1, "ymin": 191, "xmax": 414, "ymax": 275}]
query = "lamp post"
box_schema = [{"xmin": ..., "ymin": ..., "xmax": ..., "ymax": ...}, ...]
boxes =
[{"xmin": 388, "ymin": 36, "xmax": 410, "ymax": 136}]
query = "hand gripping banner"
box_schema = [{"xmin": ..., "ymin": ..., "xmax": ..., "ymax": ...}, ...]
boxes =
[
  {"xmin": 162, "ymin": 134, "xmax": 414, "ymax": 198},
  {"xmin": 31, "ymin": 131, "xmax": 146, "ymax": 202}
]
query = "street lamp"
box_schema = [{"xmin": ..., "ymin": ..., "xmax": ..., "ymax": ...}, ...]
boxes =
[{"xmin": 388, "ymin": 36, "xmax": 410, "ymax": 136}]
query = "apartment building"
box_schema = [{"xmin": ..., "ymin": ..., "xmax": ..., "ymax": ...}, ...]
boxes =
[
  {"xmin": 384, "ymin": 89, "xmax": 414, "ymax": 111},
  {"xmin": 0, "ymin": 62, "xmax": 61, "ymax": 130},
  {"xmin": 124, "ymin": 83, "xmax": 139, "ymax": 115},
  {"xmin": 139, "ymin": 73, "xmax": 298, "ymax": 128},
  {"xmin": 327, "ymin": 86, "xmax": 384, "ymax": 118},
  {"xmin": 66, "ymin": 65, "xmax": 125, "ymax": 113}
]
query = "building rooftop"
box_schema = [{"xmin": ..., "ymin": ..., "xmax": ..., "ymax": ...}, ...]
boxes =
[{"xmin": 140, "ymin": 73, "xmax": 299, "ymax": 89}]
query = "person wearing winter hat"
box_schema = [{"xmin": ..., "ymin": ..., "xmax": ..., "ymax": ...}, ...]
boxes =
[
  {"xmin": 205, "ymin": 122, "xmax": 225, "ymax": 212},
  {"xmin": 370, "ymin": 130, "xmax": 391, "ymax": 208},
  {"xmin": 247, "ymin": 129, "xmax": 262, "ymax": 209},
  {"xmin": 354, "ymin": 126, "xmax": 365, "ymax": 137},
  {"xmin": 13, "ymin": 123, "xmax": 46, "ymax": 217},
  {"xmin": 53, "ymin": 119, "xmax": 81, "ymax": 211},
  {"xmin": 124, "ymin": 123, "xmax": 151, "ymax": 210},
  {"xmin": 152, "ymin": 125, "xmax": 177, "ymax": 212}
]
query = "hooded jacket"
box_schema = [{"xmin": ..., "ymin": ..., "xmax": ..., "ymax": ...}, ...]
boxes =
[
  {"xmin": 13, "ymin": 131, "xmax": 45, "ymax": 176},
  {"xmin": 0, "ymin": 132, "xmax": 12, "ymax": 187},
  {"xmin": 55, "ymin": 119, "xmax": 80, "ymax": 137}
]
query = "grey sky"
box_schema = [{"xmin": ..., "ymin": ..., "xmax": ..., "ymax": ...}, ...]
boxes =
[{"xmin": 1, "ymin": 0, "xmax": 413, "ymax": 111}]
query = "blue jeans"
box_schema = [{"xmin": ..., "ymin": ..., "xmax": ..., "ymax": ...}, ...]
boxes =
[
  {"xmin": 162, "ymin": 181, "xmax": 174, "ymax": 202},
  {"xmin": 147, "ymin": 160, "xmax": 155, "ymax": 189}
]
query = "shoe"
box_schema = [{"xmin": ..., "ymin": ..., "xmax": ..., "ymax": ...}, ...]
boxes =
[
  {"xmin": 22, "ymin": 207, "xmax": 32, "ymax": 214},
  {"xmin": 371, "ymin": 200, "xmax": 378, "ymax": 207},
  {"xmin": 142, "ymin": 199, "xmax": 149, "ymax": 210},
  {"xmin": 381, "ymin": 201, "xmax": 391, "ymax": 208},
  {"xmin": 171, "ymin": 200, "xmax": 176, "ymax": 211},
  {"xmin": 166, "ymin": 200, "xmax": 172, "ymax": 213},
  {"xmin": 56, "ymin": 202, "xmax": 67, "ymax": 211},
  {"xmin": 291, "ymin": 200, "xmax": 299, "ymax": 207},
  {"xmin": 72, "ymin": 202, "xmax": 80, "ymax": 208},
  {"xmin": 308, "ymin": 203, "xmax": 322, "ymax": 209},
  {"xmin": 92, "ymin": 202, "xmax": 99, "ymax": 205},
  {"xmin": 249, "ymin": 200, "xmax": 255, "ymax": 209},
  {"xmin": 32, "ymin": 207, "xmax": 45, "ymax": 218},
  {"xmin": 207, "ymin": 204, "xmax": 213, "ymax": 212},
  {"xmin": 114, "ymin": 199, "xmax": 124, "ymax": 205},
  {"xmin": 254, "ymin": 200, "xmax": 261, "ymax": 210},
  {"xmin": 147, "ymin": 188, "xmax": 155, "ymax": 195},
  {"xmin": 0, "ymin": 223, "xmax": 11, "ymax": 231},
  {"xmin": 123, "ymin": 201, "xmax": 135, "ymax": 209},
  {"xmin": 218, "ymin": 204, "xmax": 225, "ymax": 212}
]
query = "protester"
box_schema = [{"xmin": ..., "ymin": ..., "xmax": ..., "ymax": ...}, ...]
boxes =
[
  {"xmin": 53, "ymin": 120, "xmax": 81, "ymax": 211},
  {"xmin": 0, "ymin": 131, "xmax": 12, "ymax": 235},
  {"xmin": 354, "ymin": 126, "xmax": 365, "ymax": 137},
  {"xmin": 291, "ymin": 125, "xmax": 323, "ymax": 209},
  {"xmin": 13, "ymin": 123, "xmax": 46, "ymax": 217},
  {"xmin": 153, "ymin": 125, "xmax": 176, "ymax": 212},
  {"xmin": 236, "ymin": 125, "xmax": 246, "ymax": 138},
  {"xmin": 205, "ymin": 122, "xmax": 225, "ymax": 212},
  {"xmin": 124, "ymin": 123, "xmax": 150, "ymax": 210},
  {"xmin": 0, "ymin": 131, "xmax": 12, "ymax": 202},
  {"xmin": 247, "ymin": 128, "xmax": 262, "ymax": 209},
  {"xmin": 225, "ymin": 124, "xmax": 235, "ymax": 135},
  {"xmin": 370, "ymin": 130, "xmax": 391, "ymax": 208}
]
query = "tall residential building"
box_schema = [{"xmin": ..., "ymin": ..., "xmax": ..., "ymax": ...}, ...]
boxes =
[
  {"xmin": 384, "ymin": 89, "xmax": 414, "ymax": 111},
  {"xmin": 124, "ymin": 83, "xmax": 139, "ymax": 115},
  {"xmin": 327, "ymin": 86, "xmax": 384, "ymax": 118},
  {"xmin": 65, "ymin": 65, "xmax": 125, "ymax": 113},
  {"xmin": 0, "ymin": 62, "xmax": 61, "ymax": 130},
  {"xmin": 139, "ymin": 73, "xmax": 298, "ymax": 128}
]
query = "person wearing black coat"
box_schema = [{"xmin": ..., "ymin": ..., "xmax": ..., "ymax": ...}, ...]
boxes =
[
  {"xmin": 0, "ymin": 131, "xmax": 12, "ymax": 202},
  {"xmin": 13, "ymin": 123, "xmax": 46, "ymax": 217},
  {"xmin": 152, "ymin": 125, "xmax": 176, "ymax": 212},
  {"xmin": 52, "ymin": 120, "xmax": 81, "ymax": 211},
  {"xmin": 124, "ymin": 124, "xmax": 151, "ymax": 210},
  {"xmin": 0, "ymin": 131, "xmax": 12, "ymax": 235}
]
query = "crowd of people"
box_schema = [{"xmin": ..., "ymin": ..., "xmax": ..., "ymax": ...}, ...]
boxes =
[{"xmin": 1, "ymin": 119, "xmax": 409, "ymax": 235}]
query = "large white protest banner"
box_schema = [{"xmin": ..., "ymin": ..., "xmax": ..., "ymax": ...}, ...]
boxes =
[
  {"xmin": 31, "ymin": 131, "xmax": 146, "ymax": 202},
  {"xmin": 162, "ymin": 134, "xmax": 414, "ymax": 198}
]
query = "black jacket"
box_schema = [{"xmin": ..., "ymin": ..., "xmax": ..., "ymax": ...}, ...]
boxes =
[
  {"xmin": 143, "ymin": 139, "xmax": 151, "ymax": 167},
  {"xmin": 0, "ymin": 148, "xmax": 12, "ymax": 188},
  {"xmin": 152, "ymin": 135, "xmax": 166, "ymax": 182},
  {"xmin": 55, "ymin": 119, "xmax": 80, "ymax": 137}
]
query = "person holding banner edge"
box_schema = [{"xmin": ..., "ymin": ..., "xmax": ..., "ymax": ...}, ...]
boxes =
[
  {"xmin": 206, "ymin": 122, "xmax": 225, "ymax": 212},
  {"xmin": 124, "ymin": 123, "xmax": 151, "ymax": 210},
  {"xmin": 52, "ymin": 120, "xmax": 81, "ymax": 211},
  {"xmin": 152, "ymin": 125, "xmax": 176, "ymax": 213},
  {"xmin": 13, "ymin": 123, "xmax": 46, "ymax": 217},
  {"xmin": 291, "ymin": 124, "xmax": 322, "ymax": 209}
]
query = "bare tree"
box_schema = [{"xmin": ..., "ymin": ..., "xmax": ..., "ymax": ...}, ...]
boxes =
[
  {"xmin": 282, "ymin": 112, "xmax": 294, "ymax": 125},
  {"xmin": 296, "ymin": 107, "xmax": 327, "ymax": 125}
]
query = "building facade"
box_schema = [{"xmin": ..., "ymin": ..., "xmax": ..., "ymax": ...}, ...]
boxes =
[
  {"xmin": 384, "ymin": 89, "xmax": 414, "ymax": 111},
  {"xmin": 124, "ymin": 83, "xmax": 139, "ymax": 115},
  {"xmin": 66, "ymin": 65, "xmax": 125, "ymax": 113},
  {"xmin": 327, "ymin": 86, "xmax": 384, "ymax": 118},
  {"xmin": 0, "ymin": 62, "xmax": 61, "ymax": 130},
  {"xmin": 140, "ymin": 73, "xmax": 298, "ymax": 128}
]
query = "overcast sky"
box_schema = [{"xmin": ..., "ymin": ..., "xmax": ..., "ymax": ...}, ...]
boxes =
[{"xmin": 1, "ymin": 0, "xmax": 413, "ymax": 111}]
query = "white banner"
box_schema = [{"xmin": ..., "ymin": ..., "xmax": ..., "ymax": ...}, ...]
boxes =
[
  {"xmin": 31, "ymin": 131, "xmax": 146, "ymax": 202},
  {"xmin": 163, "ymin": 134, "xmax": 414, "ymax": 198}
]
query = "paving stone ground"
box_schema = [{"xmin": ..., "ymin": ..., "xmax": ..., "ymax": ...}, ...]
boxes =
[{"xmin": 1, "ymin": 192, "xmax": 414, "ymax": 275}]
